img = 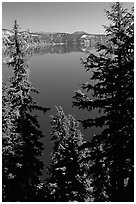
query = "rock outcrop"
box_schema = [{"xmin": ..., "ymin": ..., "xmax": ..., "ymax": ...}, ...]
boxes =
[{"xmin": 2, "ymin": 29, "xmax": 107, "ymax": 50}]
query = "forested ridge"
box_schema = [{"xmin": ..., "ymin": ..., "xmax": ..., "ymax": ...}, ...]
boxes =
[{"xmin": 2, "ymin": 3, "xmax": 134, "ymax": 202}]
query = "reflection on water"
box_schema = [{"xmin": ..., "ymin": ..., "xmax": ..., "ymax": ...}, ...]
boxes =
[
  {"xmin": 2, "ymin": 42, "xmax": 95, "ymax": 62},
  {"xmin": 26, "ymin": 43, "xmax": 83, "ymax": 55}
]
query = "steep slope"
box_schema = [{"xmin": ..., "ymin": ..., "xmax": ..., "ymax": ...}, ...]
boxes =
[{"xmin": 2, "ymin": 29, "xmax": 107, "ymax": 50}]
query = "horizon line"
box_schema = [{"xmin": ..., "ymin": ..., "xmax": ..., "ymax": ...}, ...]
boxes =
[{"xmin": 2, "ymin": 27, "xmax": 105, "ymax": 35}]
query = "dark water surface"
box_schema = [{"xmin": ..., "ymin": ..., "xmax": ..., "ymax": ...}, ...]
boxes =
[{"xmin": 2, "ymin": 45, "xmax": 102, "ymax": 178}]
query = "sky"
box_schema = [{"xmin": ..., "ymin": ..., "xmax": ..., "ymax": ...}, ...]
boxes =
[{"xmin": 2, "ymin": 2, "xmax": 134, "ymax": 34}]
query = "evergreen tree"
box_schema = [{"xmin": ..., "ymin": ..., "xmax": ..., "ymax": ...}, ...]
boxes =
[
  {"xmin": 2, "ymin": 82, "xmax": 24, "ymax": 201},
  {"xmin": 2, "ymin": 20, "xmax": 50, "ymax": 201},
  {"xmin": 45, "ymin": 106, "xmax": 90, "ymax": 201},
  {"xmin": 73, "ymin": 3, "xmax": 134, "ymax": 202}
]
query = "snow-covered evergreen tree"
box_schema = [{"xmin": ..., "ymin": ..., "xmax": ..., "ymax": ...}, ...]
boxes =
[
  {"xmin": 45, "ymin": 107, "xmax": 90, "ymax": 201},
  {"xmin": 2, "ymin": 20, "xmax": 50, "ymax": 201},
  {"xmin": 73, "ymin": 3, "xmax": 134, "ymax": 201}
]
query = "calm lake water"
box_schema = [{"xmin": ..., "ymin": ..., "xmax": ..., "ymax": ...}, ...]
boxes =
[{"xmin": 2, "ymin": 45, "xmax": 102, "ymax": 177}]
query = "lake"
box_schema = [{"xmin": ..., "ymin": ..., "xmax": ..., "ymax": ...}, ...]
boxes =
[{"xmin": 2, "ymin": 44, "xmax": 102, "ymax": 178}]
